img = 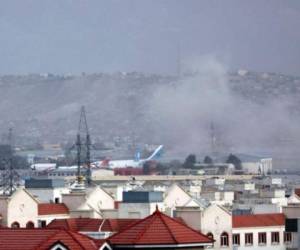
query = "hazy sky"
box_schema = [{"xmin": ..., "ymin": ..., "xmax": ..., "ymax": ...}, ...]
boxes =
[{"xmin": 0, "ymin": 0, "xmax": 299, "ymax": 75}]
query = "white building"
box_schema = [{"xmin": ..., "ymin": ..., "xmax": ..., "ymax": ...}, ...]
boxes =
[
  {"xmin": 174, "ymin": 204, "xmax": 232, "ymax": 250},
  {"xmin": 242, "ymin": 157, "xmax": 272, "ymax": 174},
  {"xmin": 0, "ymin": 189, "xmax": 39, "ymax": 228},
  {"xmin": 232, "ymin": 213, "xmax": 286, "ymax": 250}
]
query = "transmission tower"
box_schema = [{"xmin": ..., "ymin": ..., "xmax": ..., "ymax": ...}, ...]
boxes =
[
  {"xmin": 176, "ymin": 42, "xmax": 182, "ymax": 78},
  {"xmin": 1, "ymin": 128, "xmax": 19, "ymax": 195},
  {"xmin": 210, "ymin": 121, "xmax": 218, "ymax": 157},
  {"xmin": 75, "ymin": 106, "xmax": 92, "ymax": 186}
]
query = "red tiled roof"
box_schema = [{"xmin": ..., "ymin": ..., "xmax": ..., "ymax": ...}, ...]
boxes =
[
  {"xmin": 107, "ymin": 209, "xmax": 213, "ymax": 247},
  {"xmin": 233, "ymin": 213, "xmax": 285, "ymax": 228},
  {"xmin": 47, "ymin": 218, "xmax": 139, "ymax": 233},
  {"xmin": 47, "ymin": 218, "xmax": 101, "ymax": 231},
  {"xmin": 101, "ymin": 219, "xmax": 139, "ymax": 232},
  {"xmin": 0, "ymin": 229, "xmax": 98, "ymax": 250},
  {"xmin": 38, "ymin": 203, "xmax": 69, "ymax": 216}
]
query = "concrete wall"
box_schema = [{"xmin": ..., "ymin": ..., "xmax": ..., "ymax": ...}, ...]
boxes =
[
  {"xmin": 118, "ymin": 202, "xmax": 164, "ymax": 219},
  {"xmin": 174, "ymin": 208, "xmax": 202, "ymax": 231},
  {"xmin": 62, "ymin": 192, "xmax": 87, "ymax": 211},
  {"xmin": 86, "ymin": 186, "xmax": 115, "ymax": 211},
  {"xmin": 164, "ymin": 184, "xmax": 191, "ymax": 211}
]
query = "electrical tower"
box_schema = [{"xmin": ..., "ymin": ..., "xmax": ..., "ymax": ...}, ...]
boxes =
[
  {"xmin": 177, "ymin": 42, "xmax": 182, "ymax": 78},
  {"xmin": 210, "ymin": 121, "xmax": 218, "ymax": 157},
  {"xmin": 1, "ymin": 128, "xmax": 19, "ymax": 196},
  {"xmin": 75, "ymin": 106, "xmax": 92, "ymax": 186}
]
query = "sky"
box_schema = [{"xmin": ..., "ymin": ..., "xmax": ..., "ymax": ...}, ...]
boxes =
[{"xmin": 0, "ymin": 0, "xmax": 299, "ymax": 75}]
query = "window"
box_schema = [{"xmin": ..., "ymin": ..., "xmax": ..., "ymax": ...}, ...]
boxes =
[
  {"xmin": 55, "ymin": 197, "xmax": 60, "ymax": 204},
  {"xmin": 26, "ymin": 221, "xmax": 34, "ymax": 228},
  {"xmin": 220, "ymin": 232, "xmax": 229, "ymax": 247},
  {"xmin": 232, "ymin": 234, "xmax": 240, "ymax": 246},
  {"xmin": 284, "ymin": 232, "xmax": 292, "ymax": 244},
  {"xmin": 271, "ymin": 232, "xmax": 280, "ymax": 244},
  {"xmin": 207, "ymin": 232, "xmax": 214, "ymax": 240},
  {"xmin": 39, "ymin": 220, "xmax": 47, "ymax": 228},
  {"xmin": 258, "ymin": 232, "xmax": 267, "ymax": 245},
  {"xmin": 11, "ymin": 222, "xmax": 20, "ymax": 228},
  {"xmin": 245, "ymin": 233, "xmax": 253, "ymax": 245}
]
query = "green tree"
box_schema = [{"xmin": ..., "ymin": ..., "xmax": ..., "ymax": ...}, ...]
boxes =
[
  {"xmin": 203, "ymin": 156, "xmax": 213, "ymax": 164},
  {"xmin": 226, "ymin": 154, "xmax": 242, "ymax": 170},
  {"xmin": 183, "ymin": 154, "xmax": 196, "ymax": 169}
]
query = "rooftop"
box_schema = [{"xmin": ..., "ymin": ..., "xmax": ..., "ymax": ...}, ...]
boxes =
[
  {"xmin": 0, "ymin": 228, "xmax": 98, "ymax": 250},
  {"xmin": 47, "ymin": 218, "xmax": 139, "ymax": 232},
  {"xmin": 107, "ymin": 208, "xmax": 213, "ymax": 247},
  {"xmin": 232, "ymin": 213, "xmax": 285, "ymax": 228},
  {"xmin": 38, "ymin": 203, "xmax": 69, "ymax": 216}
]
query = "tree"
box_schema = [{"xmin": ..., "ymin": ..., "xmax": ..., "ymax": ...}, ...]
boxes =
[
  {"xmin": 183, "ymin": 154, "xmax": 196, "ymax": 169},
  {"xmin": 226, "ymin": 154, "xmax": 242, "ymax": 170},
  {"xmin": 203, "ymin": 156, "xmax": 213, "ymax": 164}
]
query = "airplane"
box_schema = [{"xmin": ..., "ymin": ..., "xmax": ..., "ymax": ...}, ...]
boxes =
[
  {"xmin": 92, "ymin": 145, "xmax": 164, "ymax": 169},
  {"xmin": 30, "ymin": 163, "xmax": 57, "ymax": 172},
  {"xmin": 31, "ymin": 145, "xmax": 164, "ymax": 172}
]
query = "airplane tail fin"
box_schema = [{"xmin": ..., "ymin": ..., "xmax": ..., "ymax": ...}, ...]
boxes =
[
  {"xmin": 145, "ymin": 145, "xmax": 163, "ymax": 161},
  {"xmin": 134, "ymin": 149, "xmax": 141, "ymax": 162}
]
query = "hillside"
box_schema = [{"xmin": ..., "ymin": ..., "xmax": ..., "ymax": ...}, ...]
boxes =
[{"xmin": 0, "ymin": 70, "xmax": 300, "ymax": 168}]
